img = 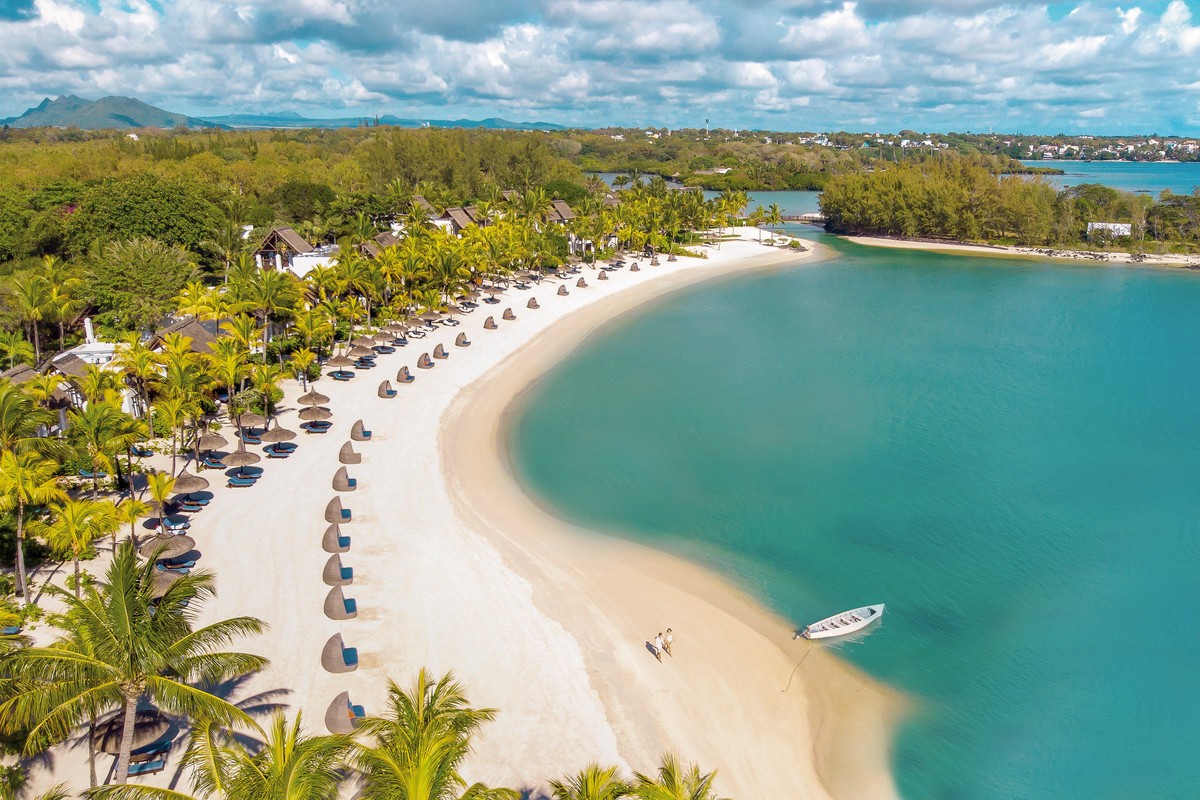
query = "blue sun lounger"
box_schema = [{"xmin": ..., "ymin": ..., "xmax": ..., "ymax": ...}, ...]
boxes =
[
  {"xmin": 341, "ymin": 645, "xmax": 358, "ymax": 667},
  {"xmin": 228, "ymin": 475, "xmax": 257, "ymax": 488}
]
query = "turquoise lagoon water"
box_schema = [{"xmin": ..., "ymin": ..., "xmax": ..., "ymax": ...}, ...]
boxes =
[
  {"xmin": 509, "ymin": 234, "xmax": 1200, "ymax": 799},
  {"xmin": 1021, "ymin": 159, "xmax": 1200, "ymax": 195}
]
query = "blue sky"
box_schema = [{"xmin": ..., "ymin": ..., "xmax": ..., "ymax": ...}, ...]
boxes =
[{"xmin": 1, "ymin": 0, "xmax": 1199, "ymax": 133}]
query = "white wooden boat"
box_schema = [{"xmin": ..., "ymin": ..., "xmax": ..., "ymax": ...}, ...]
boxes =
[{"xmin": 801, "ymin": 604, "xmax": 885, "ymax": 640}]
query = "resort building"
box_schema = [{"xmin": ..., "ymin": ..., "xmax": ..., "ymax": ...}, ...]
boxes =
[
  {"xmin": 1087, "ymin": 222, "xmax": 1133, "ymax": 241},
  {"xmin": 254, "ymin": 227, "xmax": 315, "ymax": 272}
]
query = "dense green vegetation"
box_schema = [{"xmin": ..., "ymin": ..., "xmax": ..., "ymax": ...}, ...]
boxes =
[{"xmin": 820, "ymin": 157, "xmax": 1200, "ymax": 252}]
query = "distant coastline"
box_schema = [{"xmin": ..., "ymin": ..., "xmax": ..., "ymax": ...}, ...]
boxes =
[{"xmin": 842, "ymin": 233, "xmax": 1200, "ymax": 269}]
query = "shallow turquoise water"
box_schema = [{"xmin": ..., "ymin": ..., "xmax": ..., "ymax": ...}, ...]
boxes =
[
  {"xmin": 509, "ymin": 236, "xmax": 1200, "ymax": 799},
  {"xmin": 1021, "ymin": 159, "xmax": 1200, "ymax": 195}
]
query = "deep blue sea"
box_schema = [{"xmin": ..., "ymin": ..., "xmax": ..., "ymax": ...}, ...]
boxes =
[
  {"xmin": 1021, "ymin": 159, "xmax": 1200, "ymax": 196},
  {"xmin": 509, "ymin": 231, "xmax": 1200, "ymax": 800}
]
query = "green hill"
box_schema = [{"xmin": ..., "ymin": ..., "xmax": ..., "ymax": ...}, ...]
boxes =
[{"xmin": 0, "ymin": 95, "xmax": 221, "ymax": 130}]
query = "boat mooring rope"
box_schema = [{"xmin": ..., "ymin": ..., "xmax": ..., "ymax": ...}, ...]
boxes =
[{"xmin": 781, "ymin": 639, "xmax": 815, "ymax": 693}]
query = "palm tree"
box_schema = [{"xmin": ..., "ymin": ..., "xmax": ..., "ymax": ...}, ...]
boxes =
[
  {"xmin": 154, "ymin": 395, "xmax": 191, "ymax": 475},
  {"xmin": 0, "ymin": 330, "xmax": 34, "ymax": 369},
  {"xmin": 249, "ymin": 362, "xmax": 282, "ymax": 422},
  {"xmin": 550, "ymin": 764, "xmax": 631, "ymax": 800},
  {"xmin": 145, "ymin": 472, "xmax": 176, "ymax": 530},
  {"xmin": 45, "ymin": 284, "xmax": 82, "ymax": 352},
  {"xmin": 354, "ymin": 669, "xmax": 518, "ymax": 800},
  {"xmin": 23, "ymin": 374, "xmax": 62, "ymax": 409},
  {"xmin": 288, "ymin": 348, "xmax": 316, "ymax": 391},
  {"xmin": 67, "ymin": 402, "xmax": 139, "ymax": 498},
  {"xmin": 766, "ymin": 203, "xmax": 784, "ymax": 238},
  {"xmin": 88, "ymin": 711, "xmax": 353, "ymax": 800},
  {"xmin": 0, "ymin": 542, "xmax": 268, "ymax": 785},
  {"xmin": 115, "ymin": 496, "xmax": 150, "ymax": 549},
  {"xmin": 32, "ymin": 498, "xmax": 118, "ymax": 597},
  {"xmin": 0, "ymin": 451, "xmax": 66, "ymax": 604},
  {"xmin": 242, "ymin": 270, "xmax": 300, "ymax": 358},
  {"xmin": 113, "ymin": 335, "xmax": 162, "ymax": 418},
  {"xmin": 175, "ymin": 280, "xmax": 218, "ymax": 320},
  {"xmin": 77, "ymin": 363, "xmax": 121, "ymax": 405},
  {"xmin": 6, "ymin": 272, "xmax": 51, "ymax": 363},
  {"xmin": 748, "ymin": 205, "xmax": 766, "ymax": 242},
  {"xmin": 0, "ymin": 379, "xmax": 66, "ymax": 461},
  {"xmin": 630, "ymin": 755, "xmax": 725, "ymax": 800},
  {"xmin": 220, "ymin": 315, "xmax": 263, "ymax": 359}
]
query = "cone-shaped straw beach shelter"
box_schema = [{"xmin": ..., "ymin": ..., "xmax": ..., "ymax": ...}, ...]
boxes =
[{"xmin": 298, "ymin": 389, "xmax": 330, "ymax": 406}]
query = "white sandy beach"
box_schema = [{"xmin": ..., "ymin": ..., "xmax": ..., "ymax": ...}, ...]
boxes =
[
  {"xmin": 24, "ymin": 231, "xmax": 902, "ymax": 799},
  {"xmin": 848, "ymin": 233, "xmax": 1200, "ymax": 268}
]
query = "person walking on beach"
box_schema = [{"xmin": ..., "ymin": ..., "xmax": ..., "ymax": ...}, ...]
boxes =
[
  {"xmin": 653, "ymin": 633, "xmax": 664, "ymax": 662},
  {"xmin": 663, "ymin": 628, "xmax": 674, "ymax": 657}
]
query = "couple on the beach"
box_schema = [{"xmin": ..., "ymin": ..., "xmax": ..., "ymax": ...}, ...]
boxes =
[{"xmin": 651, "ymin": 628, "xmax": 673, "ymax": 662}]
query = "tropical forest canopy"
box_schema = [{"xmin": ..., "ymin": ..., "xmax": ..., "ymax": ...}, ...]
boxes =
[{"xmin": 820, "ymin": 158, "xmax": 1200, "ymax": 251}]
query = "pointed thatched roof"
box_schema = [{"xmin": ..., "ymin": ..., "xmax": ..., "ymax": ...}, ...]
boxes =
[
  {"xmin": 0, "ymin": 364, "xmax": 38, "ymax": 385},
  {"xmin": 445, "ymin": 207, "xmax": 475, "ymax": 232},
  {"xmin": 257, "ymin": 227, "xmax": 315, "ymax": 255},
  {"xmin": 551, "ymin": 199, "xmax": 576, "ymax": 222},
  {"xmin": 151, "ymin": 318, "xmax": 217, "ymax": 355},
  {"xmin": 49, "ymin": 353, "xmax": 89, "ymax": 379}
]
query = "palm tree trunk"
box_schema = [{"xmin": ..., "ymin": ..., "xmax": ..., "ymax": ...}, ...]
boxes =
[
  {"xmin": 88, "ymin": 716, "xmax": 98, "ymax": 787},
  {"xmin": 74, "ymin": 556, "xmax": 81, "ymax": 598},
  {"xmin": 14, "ymin": 503, "xmax": 28, "ymax": 605},
  {"xmin": 115, "ymin": 694, "xmax": 138, "ymax": 784},
  {"xmin": 171, "ymin": 429, "xmax": 178, "ymax": 475},
  {"xmin": 30, "ymin": 322, "xmax": 40, "ymax": 365}
]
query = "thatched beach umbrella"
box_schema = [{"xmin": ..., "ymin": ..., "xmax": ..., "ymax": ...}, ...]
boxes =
[
  {"xmin": 371, "ymin": 331, "xmax": 393, "ymax": 343},
  {"xmin": 384, "ymin": 323, "xmax": 408, "ymax": 335},
  {"xmin": 93, "ymin": 710, "xmax": 170, "ymax": 755},
  {"xmin": 419, "ymin": 310, "xmax": 441, "ymax": 323},
  {"xmin": 197, "ymin": 432, "xmax": 228, "ymax": 452},
  {"xmin": 351, "ymin": 336, "xmax": 376, "ymax": 349},
  {"xmin": 149, "ymin": 569, "xmax": 183, "ymax": 599},
  {"xmin": 300, "ymin": 406, "xmax": 333, "ymax": 422},
  {"xmin": 139, "ymin": 534, "xmax": 195, "ymax": 561},
  {"xmin": 239, "ymin": 413, "xmax": 267, "ymax": 429},
  {"xmin": 260, "ymin": 425, "xmax": 297, "ymax": 443},
  {"xmin": 327, "ymin": 354, "xmax": 354, "ymax": 368},
  {"xmin": 348, "ymin": 346, "xmax": 374, "ymax": 359},
  {"xmin": 171, "ymin": 469, "xmax": 209, "ymax": 495},
  {"xmin": 223, "ymin": 449, "xmax": 261, "ymax": 472},
  {"xmin": 298, "ymin": 389, "xmax": 330, "ymax": 406}
]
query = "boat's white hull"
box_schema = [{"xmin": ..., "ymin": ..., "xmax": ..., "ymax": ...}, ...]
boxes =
[{"xmin": 802, "ymin": 604, "xmax": 885, "ymax": 639}]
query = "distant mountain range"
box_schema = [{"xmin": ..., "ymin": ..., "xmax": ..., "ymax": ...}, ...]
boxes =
[
  {"xmin": 0, "ymin": 95, "xmax": 567, "ymax": 132},
  {"xmin": 0, "ymin": 95, "xmax": 216, "ymax": 130}
]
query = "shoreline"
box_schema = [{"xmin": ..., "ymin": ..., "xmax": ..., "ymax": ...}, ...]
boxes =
[
  {"xmin": 440, "ymin": 236, "xmax": 904, "ymax": 799},
  {"xmin": 843, "ymin": 233, "xmax": 1200, "ymax": 269},
  {"xmin": 22, "ymin": 232, "xmax": 903, "ymax": 799}
]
